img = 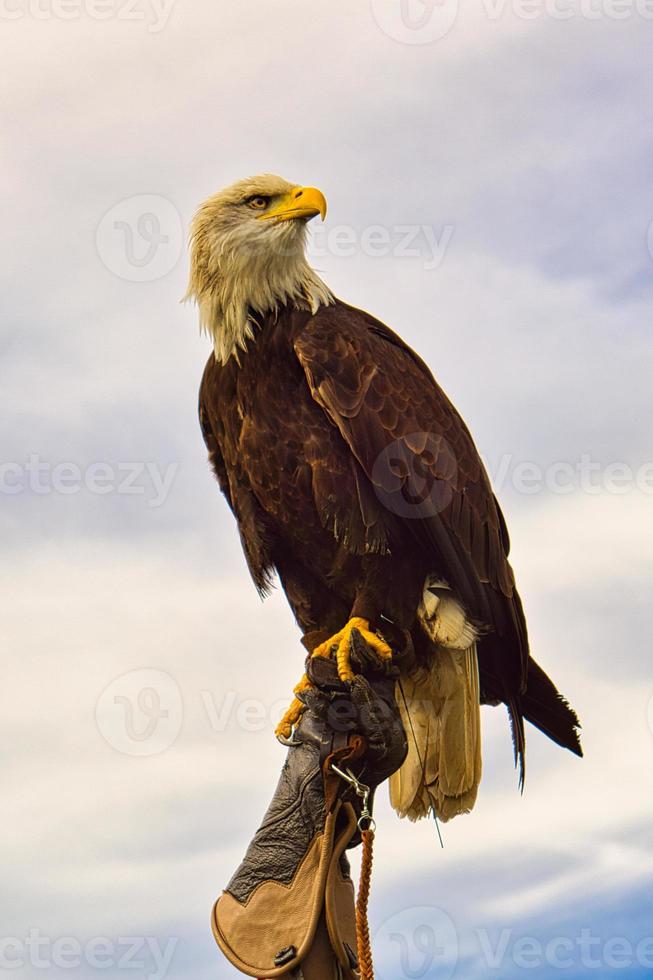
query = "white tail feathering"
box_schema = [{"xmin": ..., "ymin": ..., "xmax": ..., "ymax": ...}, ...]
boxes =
[{"xmin": 389, "ymin": 577, "xmax": 483, "ymax": 823}]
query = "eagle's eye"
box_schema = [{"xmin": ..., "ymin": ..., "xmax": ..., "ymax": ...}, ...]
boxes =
[{"xmin": 246, "ymin": 195, "xmax": 269, "ymax": 210}]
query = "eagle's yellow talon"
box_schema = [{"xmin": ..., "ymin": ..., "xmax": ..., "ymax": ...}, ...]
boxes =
[
  {"xmin": 311, "ymin": 644, "xmax": 333, "ymax": 660},
  {"xmin": 275, "ymin": 674, "xmax": 314, "ymax": 740},
  {"xmin": 312, "ymin": 617, "xmax": 392, "ymax": 684},
  {"xmin": 276, "ymin": 619, "xmax": 394, "ymax": 740},
  {"xmin": 293, "ymin": 673, "xmax": 314, "ymax": 696}
]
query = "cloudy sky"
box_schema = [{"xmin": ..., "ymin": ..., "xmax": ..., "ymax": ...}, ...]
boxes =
[{"xmin": 3, "ymin": 1, "xmax": 653, "ymax": 977}]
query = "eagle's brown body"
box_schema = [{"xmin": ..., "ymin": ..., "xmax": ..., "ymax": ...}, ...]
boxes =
[{"xmin": 199, "ymin": 298, "xmax": 582, "ymax": 777}]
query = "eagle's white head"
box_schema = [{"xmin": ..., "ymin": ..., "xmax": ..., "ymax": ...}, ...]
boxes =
[{"xmin": 185, "ymin": 174, "xmax": 333, "ymax": 364}]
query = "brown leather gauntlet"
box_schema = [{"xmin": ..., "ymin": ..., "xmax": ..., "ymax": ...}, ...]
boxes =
[{"xmin": 211, "ymin": 629, "xmax": 410, "ymax": 978}]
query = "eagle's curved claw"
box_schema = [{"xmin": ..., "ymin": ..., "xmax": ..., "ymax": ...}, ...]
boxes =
[
  {"xmin": 312, "ymin": 617, "xmax": 392, "ymax": 684},
  {"xmin": 274, "ymin": 673, "xmax": 314, "ymax": 741}
]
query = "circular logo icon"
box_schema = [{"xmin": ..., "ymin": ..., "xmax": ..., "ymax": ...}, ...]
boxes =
[
  {"xmin": 96, "ymin": 668, "xmax": 183, "ymax": 756},
  {"xmin": 371, "ymin": 432, "xmax": 457, "ymax": 520},
  {"xmin": 375, "ymin": 905, "xmax": 458, "ymax": 980},
  {"xmin": 96, "ymin": 194, "xmax": 183, "ymax": 282},
  {"xmin": 370, "ymin": 0, "xmax": 459, "ymax": 45}
]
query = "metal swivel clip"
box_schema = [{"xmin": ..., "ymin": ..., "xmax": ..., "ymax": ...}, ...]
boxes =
[{"xmin": 330, "ymin": 764, "xmax": 376, "ymax": 833}]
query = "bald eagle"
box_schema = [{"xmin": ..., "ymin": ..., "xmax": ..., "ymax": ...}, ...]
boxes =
[{"xmin": 188, "ymin": 175, "xmax": 581, "ymax": 821}]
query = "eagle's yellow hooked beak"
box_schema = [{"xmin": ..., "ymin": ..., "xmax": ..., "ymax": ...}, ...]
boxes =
[{"xmin": 258, "ymin": 186, "xmax": 327, "ymax": 223}]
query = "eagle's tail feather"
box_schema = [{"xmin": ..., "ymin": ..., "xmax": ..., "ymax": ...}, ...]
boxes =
[
  {"xmin": 506, "ymin": 697, "xmax": 526, "ymax": 791},
  {"xmin": 389, "ymin": 641, "xmax": 482, "ymax": 823},
  {"xmin": 521, "ymin": 658, "xmax": 583, "ymax": 758}
]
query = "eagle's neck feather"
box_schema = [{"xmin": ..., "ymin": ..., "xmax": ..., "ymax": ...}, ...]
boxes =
[{"xmin": 190, "ymin": 233, "xmax": 333, "ymax": 364}]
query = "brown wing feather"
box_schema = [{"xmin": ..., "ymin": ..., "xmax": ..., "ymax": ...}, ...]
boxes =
[
  {"xmin": 198, "ymin": 359, "xmax": 276, "ymax": 596},
  {"xmin": 294, "ymin": 301, "xmax": 529, "ymax": 697}
]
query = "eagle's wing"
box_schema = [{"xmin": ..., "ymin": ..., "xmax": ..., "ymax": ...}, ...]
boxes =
[
  {"xmin": 294, "ymin": 302, "xmax": 530, "ymax": 731},
  {"xmin": 199, "ymin": 399, "xmax": 233, "ymax": 507},
  {"xmin": 295, "ymin": 305, "xmax": 525, "ymax": 644},
  {"xmin": 199, "ymin": 374, "xmax": 275, "ymax": 596}
]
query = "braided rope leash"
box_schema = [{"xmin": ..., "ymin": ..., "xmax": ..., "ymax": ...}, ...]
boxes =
[
  {"xmin": 331, "ymin": 764, "xmax": 377, "ymax": 980},
  {"xmin": 356, "ymin": 827, "xmax": 375, "ymax": 980}
]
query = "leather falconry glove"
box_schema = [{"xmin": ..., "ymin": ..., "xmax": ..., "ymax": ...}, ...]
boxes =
[{"xmin": 211, "ymin": 626, "xmax": 412, "ymax": 978}]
